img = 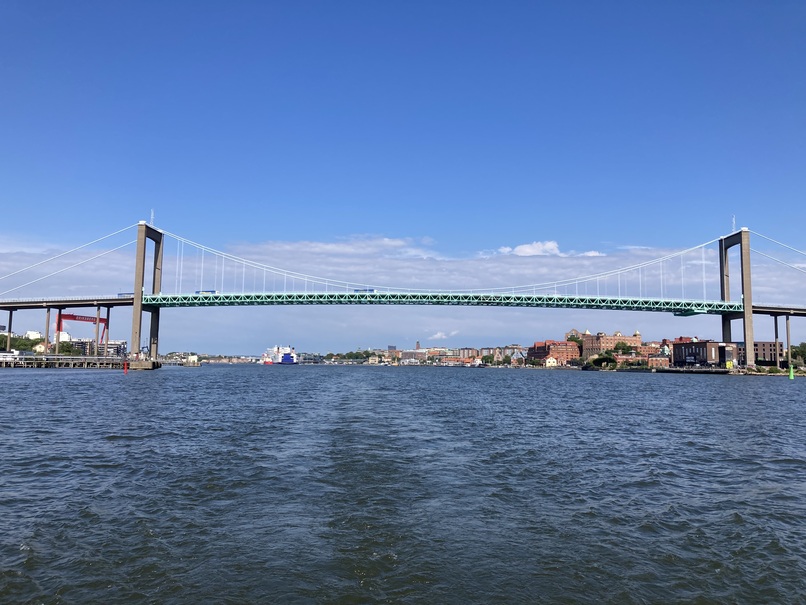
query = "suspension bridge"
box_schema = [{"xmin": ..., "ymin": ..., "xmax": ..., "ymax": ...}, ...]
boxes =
[{"xmin": 1, "ymin": 221, "xmax": 805, "ymax": 368}]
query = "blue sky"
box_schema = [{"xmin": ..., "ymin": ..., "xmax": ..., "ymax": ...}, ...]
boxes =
[{"xmin": 1, "ymin": 1, "xmax": 805, "ymax": 354}]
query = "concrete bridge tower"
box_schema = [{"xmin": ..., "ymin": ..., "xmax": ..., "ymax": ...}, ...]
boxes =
[
  {"xmin": 719, "ymin": 228, "xmax": 755, "ymax": 367},
  {"xmin": 131, "ymin": 221, "xmax": 164, "ymax": 361}
]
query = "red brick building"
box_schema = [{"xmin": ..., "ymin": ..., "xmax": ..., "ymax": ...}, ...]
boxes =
[
  {"xmin": 580, "ymin": 331, "xmax": 643, "ymax": 359},
  {"xmin": 527, "ymin": 340, "xmax": 581, "ymax": 366}
]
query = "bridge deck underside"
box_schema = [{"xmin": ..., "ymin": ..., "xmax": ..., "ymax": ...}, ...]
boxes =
[{"xmin": 142, "ymin": 292, "xmax": 744, "ymax": 315}]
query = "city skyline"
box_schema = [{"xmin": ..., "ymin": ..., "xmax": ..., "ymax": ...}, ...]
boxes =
[{"xmin": 1, "ymin": 2, "xmax": 805, "ymax": 352}]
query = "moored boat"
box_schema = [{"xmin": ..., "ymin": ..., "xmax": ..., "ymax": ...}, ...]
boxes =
[{"xmin": 261, "ymin": 346, "xmax": 298, "ymax": 365}]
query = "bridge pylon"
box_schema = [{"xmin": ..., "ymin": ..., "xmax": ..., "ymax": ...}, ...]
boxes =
[
  {"xmin": 131, "ymin": 221, "xmax": 164, "ymax": 360},
  {"xmin": 719, "ymin": 228, "xmax": 755, "ymax": 367}
]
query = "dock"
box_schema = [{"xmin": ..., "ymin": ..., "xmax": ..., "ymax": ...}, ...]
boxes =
[{"xmin": 0, "ymin": 356, "xmax": 160, "ymax": 370}]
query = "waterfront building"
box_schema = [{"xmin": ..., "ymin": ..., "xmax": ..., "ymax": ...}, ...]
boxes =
[
  {"xmin": 647, "ymin": 355, "xmax": 670, "ymax": 369},
  {"xmin": 527, "ymin": 340, "xmax": 581, "ymax": 366},
  {"xmin": 502, "ymin": 344, "xmax": 526, "ymax": 357},
  {"xmin": 672, "ymin": 341, "xmax": 738, "ymax": 368},
  {"xmin": 401, "ymin": 349, "xmax": 427, "ymax": 362},
  {"xmin": 68, "ymin": 338, "xmax": 127, "ymax": 356},
  {"xmin": 510, "ymin": 350, "xmax": 528, "ymax": 366},
  {"xmin": 565, "ymin": 328, "xmax": 588, "ymax": 340},
  {"xmin": 70, "ymin": 338, "xmax": 94, "ymax": 355},
  {"xmin": 737, "ymin": 341, "xmax": 786, "ymax": 366},
  {"xmin": 634, "ymin": 343, "xmax": 662, "ymax": 356},
  {"xmin": 581, "ymin": 331, "xmax": 642, "ymax": 359}
]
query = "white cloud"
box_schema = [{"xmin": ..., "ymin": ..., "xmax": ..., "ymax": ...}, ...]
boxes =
[
  {"xmin": 497, "ymin": 240, "xmax": 604, "ymax": 258},
  {"xmin": 428, "ymin": 330, "xmax": 460, "ymax": 340},
  {"xmin": 578, "ymin": 250, "xmax": 606, "ymax": 257},
  {"xmin": 3, "ymin": 229, "xmax": 806, "ymax": 353}
]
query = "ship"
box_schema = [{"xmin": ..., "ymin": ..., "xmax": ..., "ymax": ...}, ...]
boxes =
[{"xmin": 261, "ymin": 346, "xmax": 299, "ymax": 365}]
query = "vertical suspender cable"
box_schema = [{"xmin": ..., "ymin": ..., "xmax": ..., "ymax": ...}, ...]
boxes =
[
  {"xmin": 175, "ymin": 239, "xmax": 180, "ymax": 294},
  {"xmin": 180, "ymin": 241, "xmax": 184, "ymax": 294},
  {"xmin": 702, "ymin": 246, "xmax": 706, "ymax": 300},
  {"xmin": 681, "ymin": 254, "xmax": 685, "ymax": 299}
]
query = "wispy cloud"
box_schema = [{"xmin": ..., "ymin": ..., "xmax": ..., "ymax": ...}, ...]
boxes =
[
  {"xmin": 428, "ymin": 330, "xmax": 460, "ymax": 340},
  {"xmin": 3, "ymin": 230, "xmax": 806, "ymax": 351},
  {"xmin": 496, "ymin": 240, "xmax": 604, "ymax": 258}
]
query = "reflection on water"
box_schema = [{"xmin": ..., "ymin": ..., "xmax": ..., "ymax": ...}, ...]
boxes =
[{"xmin": 2, "ymin": 366, "xmax": 805, "ymax": 603}]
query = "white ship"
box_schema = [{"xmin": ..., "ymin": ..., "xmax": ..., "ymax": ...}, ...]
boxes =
[{"xmin": 261, "ymin": 346, "xmax": 298, "ymax": 365}]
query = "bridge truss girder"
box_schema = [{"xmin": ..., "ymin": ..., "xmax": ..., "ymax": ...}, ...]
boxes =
[{"xmin": 142, "ymin": 292, "xmax": 744, "ymax": 315}]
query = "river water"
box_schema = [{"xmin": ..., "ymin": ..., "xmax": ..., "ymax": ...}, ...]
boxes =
[{"xmin": 2, "ymin": 365, "xmax": 805, "ymax": 603}]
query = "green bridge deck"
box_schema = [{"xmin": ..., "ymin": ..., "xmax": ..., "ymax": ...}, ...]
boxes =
[{"xmin": 142, "ymin": 292, "xmax": 745, "ymax": 316}]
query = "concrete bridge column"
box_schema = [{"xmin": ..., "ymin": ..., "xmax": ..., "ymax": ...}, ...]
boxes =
[
  {"xmin": 104, "ymin": 307, "xmax": 111, "ymax": 356},
  {"xmin": 4, "ymin": 310, "xmax": 12, "ymax": 351},
  {"xmin": 131, "ymin": 221, "xmax": 164, "ymax": 361},
  {"xmin": 719, "ymin": 238, "xmax": 732, "ymax": 343},
  {"xmin": 44, "ymin": 308, "xmax": 50, "ymax": 353},
  {"xmin": 787, "ymin": 314, "xmax": 792, "ymax": 369},
  {"xmin": 94, "ymin": 307, "xmax": 101, "ymax": 356},
  {"xmin": 774, "ymin": 316, "xmax": 780, "ymax": 368},
  {"xmin": 55, "ymin": 309, "xmax": 62, "ymax": 354},
  {"xmin": 719, "ymin": 228, "xmax": 755, "ymax": 367}
]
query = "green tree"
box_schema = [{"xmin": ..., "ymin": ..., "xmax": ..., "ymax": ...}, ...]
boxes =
[
  {"xmin": 592, "ymin": 354, "xmax": 616, "ymax": 368},
  {"xmin": 0, "ymin": 336, "xmax": 38, "ymax": 352},
  {"xmin": 613, "ymin": 341, "xmax": 632, "ymax": 354}
]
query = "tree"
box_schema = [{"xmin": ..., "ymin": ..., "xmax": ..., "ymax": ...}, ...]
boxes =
[
  {"xmin": 592, "ymin": 354, "xmax": 616, "ymax": 368},
  {"xmin": 613, "ymin": 341, "xmax": 632, "ymax": 354},
  {"xmin": 0, "ymin": 336, "xmax": 38, "ymax": 352}
]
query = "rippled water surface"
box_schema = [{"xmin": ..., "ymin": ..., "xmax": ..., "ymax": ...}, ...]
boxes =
[{"xmin": 2, "ymin": 366, "xmax": 806, "ymax": 603}]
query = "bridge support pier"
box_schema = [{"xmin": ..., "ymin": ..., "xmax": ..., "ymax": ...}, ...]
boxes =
[
  {"xmin": 131, "ymin": 222, "xmax": 164, "ymax": 361},
  {"xmin": 94, "ymin": 307, "xmax": 101, "ymax": 356},
  {"xmin": 774, "ymin": 316, "xmax": 780, "ymax": 368},
  {"xmin": 104, "ymin": 307, "xmax": 111, "ymax": 356},
  {"xmin": 787, "ymin": 314, "xmax": 792, "ymax": 369},
  {"xmin": 4, "ymin": 310, "xmax": 12, "ymax": 351},
  {"xmin": 55, "ymin": 309, "xmax": 62, "ymax": 353},
  {"xmin": 44, "ymin": 308, "xmax": 50, "ymax": 353},
  {"xmin": 719, "ymin": 228, "xmax": 755, "ymax": 367}
]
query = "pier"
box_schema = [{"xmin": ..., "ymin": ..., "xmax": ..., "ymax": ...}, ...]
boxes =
[{"xmin": 0, "ymin": 355, "xmax": 136, "ymax": 370}]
